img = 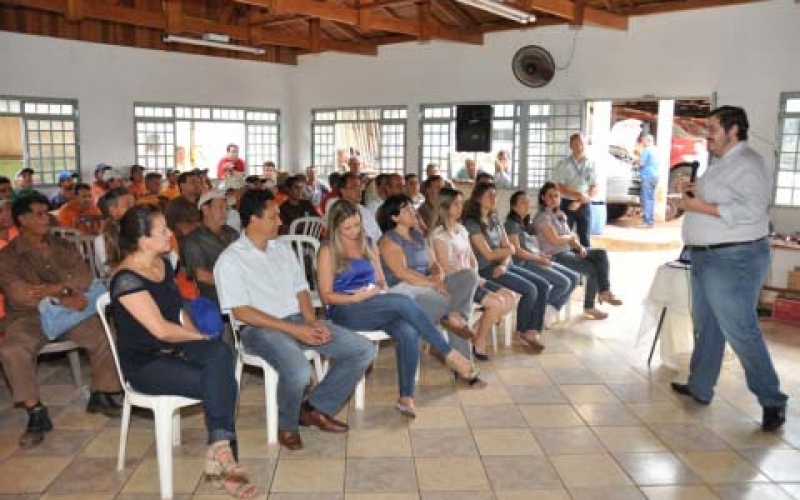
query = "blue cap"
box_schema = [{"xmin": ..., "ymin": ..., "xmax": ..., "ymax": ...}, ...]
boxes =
[
  {"xmin": 186, "ymin": 296, "xmax": 223, "ymax": 339},
  {"xmin": 57, "ymin": 171, "xmax": 77, "ymax": 183},
  {"xmin": 94, "ymin": 163, "xmax": 112, "ymax": 173}
]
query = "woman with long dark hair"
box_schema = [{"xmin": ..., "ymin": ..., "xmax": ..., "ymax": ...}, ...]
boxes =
[
  {"xmin": 462, "ymin": 183, "xmax": 547, "ymax": 351},
  {"xmin": 533, "ymin": 182, "xmax": 622, "ymax": 320},
  {"xmin": 109, "ymin": 204, "xmax": 256, "ymax": 499},
  {"xmin": 318, "ymin": 199, "xmax": 485, "ymax": 417}
]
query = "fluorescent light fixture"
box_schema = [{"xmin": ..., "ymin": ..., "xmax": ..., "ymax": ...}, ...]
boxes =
[
  {"xmin": 455, "ymin": 0, "xmax": 535, "ymax": 24},
  {"xmin": 162, "ymin": 34, "xmax": 265, "ymax": 55}
]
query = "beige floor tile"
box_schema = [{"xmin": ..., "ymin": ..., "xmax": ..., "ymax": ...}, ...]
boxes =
[
  {"xmin": 347, "ymin": 428, "xmax": 412, "ymax": 458},
  {"xmin": 462, "ymin": 404, "xmax": 527, "ymax": 428},
  {"xmin": 11, "ymin": 429, "xmax": 95, "ymax": 457},
  {"xmin": 495, "ymin": 368, "xmax": 551, "ymax": 386},
  {"xmin": 495, "ymin": 491, "xmax": 570, "ymax": 500},
  {"xmin": 348, "ymin": 405, "xmax": 413, "ymax": 431},
  {"xmin": 0, "ymin": 429, "xmax": 19, "ymax": 460},
  {"xmin": 568, "ymin": 486, "xmax": 646, "ymax": 499},
  {"xmin": 550, "ymin": 453, "xmax": 633, "ymax": 488},
  {"xmin": 559, "ymin": 384, "xmax": 620, "ymax": 404},
  {"xmin": 413, "ymin": 385, "xmax": 460, "ymax": 407},
  {"xmin": 235, "ymin": 428, "xmax": 280, "ymax": 459},
  {"xmin": 483, "ymin": 455, "xmax": 562, "ymax": 491},
  {"xmin": 640, "ymin": 485, "xmax": 720, "ymax": 500},
  {"xmin": 506, "ymin": 386, "xmax": 568, "ymax": 405},
  {"xmin": 593, "ymin": 426, "xmax": 667, "ymax": 453},
  {"xmin": 0, "ymin": 456, "xmax": 71, "ymax": 493},
  {"xmin": 456, "ymin": 385, "xmax": 513, "ymax": 406},
  {"xmin": 415, "ymin": 457, "xmax": 490, "ymax": 491},
  {"xmin": 51, "ymin": 403, "xmax": 112, "ymax": 430},
  {"xmin": 472, "ymin": 428, "xmax": 543, "ymax": 456},
  {"xmin": 707, "ymin": 420, "xmax": 792, "ymax": 451},
  {"xmin": 574, "ymin": 403, "xmax": 641, "ymax": 426},
  {"xmin": 121, "ymin": 457, "xmax": 204, "ymax": 494},
  {"xmin": 607, "ymin": 384, "xmax": 673, "ymax": 404},
  {"xmin": 278, "ymin": 428, "xmax": 347, "ymax": 459},
  {"xmin": 345, "ymin": 494, "xmax": 419, "ymax": 500},
  {"xmin": 649, "ymin": 424, "xmax": 730, "ymax": 452},
  {"xmin": 345, "ymin": 457, "xmax": 417, "ymax": 493},
  {"xmin": 678, "ymin": 451, "xmax": 767, "ymax": 484},
  {"xmin": 417, "ymin": 492, "xmax": 494, "ymax": 500},
  {"xmin": 409, "ymin": 406, "xmax": 467, "ymax": 429},
  {"xmin": 268, "ymin": 494, "xmax": 341, "ymax": 500},
  {"xmin": 713, "ymin": 483, "xmax": 796, "ymax": 499},
  {"xmin": 533, "ymin": 427, "xmax": 605, "ymax": 455},
  {"xmin": 627, "ymin": 403, "xmax": 698, "ymax": 425},
  {"xmin": 271, "ymin": 458, "xmax": 345, "ymax": 492},
  {"xmin": 519, "ymin": 404, "xmax": 584, "ymax": 428},
  {"xmin": 40, "ymin": 494, "xmax": 116, "ymax": 500},
  {"xmin": 614, "ymin": 452, "xmax": 703, "ymax": 486},
  {"xmin": 742, "ymin": 449, "xmax": 800, "ymax": 482},
  {"xmin": 410, "ymin": 428, "xmax": 477, "ymax": 457},
  {"xmin": 778, "ymin": 483, "xmax": 800, "ymax": 499},
  {"xmin": 80, "ymin": 427, "xmax": 154, "ymax": 461},
  {"xmin": 47, "ymin": 456, "xmax": 133, "ymax": 494}
]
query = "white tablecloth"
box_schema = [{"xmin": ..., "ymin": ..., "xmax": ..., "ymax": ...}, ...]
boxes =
[{"xmin": 637, "ymin": 263, "xmax": 694, "ymax": 371}]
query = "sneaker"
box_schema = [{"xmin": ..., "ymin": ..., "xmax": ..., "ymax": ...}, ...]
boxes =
[
  {"xmin": 762, "ymin": 406, "xmax": 786, "ymax": 431},
  {"xmin": 19, "ymin": 404, "xmax": 53, "ymax": 449},
  {"xmin": 86, "ymin": 392, "xmax": 123, "ymax": 418}
]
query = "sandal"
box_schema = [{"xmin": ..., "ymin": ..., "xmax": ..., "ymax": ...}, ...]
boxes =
[
  {"xmin": 584, "ymin": 308, "xmax": 609, "ymax": 320},
  {"xmin": 598, "ymin": 291, "xmax": 623, "ymax": 306},
  {"xmin": 205, "ymin": 441, "xmax": 247, "ymax": 482},
  {"xmin": 517, "ymin": 331, "xmax": 545, "ymax": 352},
  {"xmin": 395, "ymin": 402, "xmax": 417, "ymax": 419},
  {"xmin": 219, "ymin": 474, "xmax": 259, "ymax": 499}
]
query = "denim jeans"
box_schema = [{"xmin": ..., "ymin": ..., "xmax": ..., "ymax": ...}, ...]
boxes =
[
  {"xmin": 126, "ymin": 339, "xmax": 238, "ymax": 444},
  {"xmin": 241, "ymin": 314, "xmax": 374, "ymax": 431},
  {"xmin": 330, "ymin": 293, "xmax": 455, "ymax": 398},
  {"xmin": 553, "ymin": 249, "xmax": 611, "ymax": 308},
  {"xmin": 561, "ymin": 198, "xmax": 591, "ymax": 247},
  {"xmin": 687, "ymin": 238, "xmax": 788, "ymax": 408},
  {"xmin": 480, "ymin": 264, "xmax": 546, "ymax": 332},
  {"xmin": 640, "ymin": 176, "xmax": 658, "ymax": 226},
  {"xmin": 518, "ymin": 260, "xmax": 580, "ymax": 310}
]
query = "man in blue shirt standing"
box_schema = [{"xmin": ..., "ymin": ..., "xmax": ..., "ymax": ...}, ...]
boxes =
[{"xmin": 637, "ymin": 134, "xmax": 660, "ymax": 228}]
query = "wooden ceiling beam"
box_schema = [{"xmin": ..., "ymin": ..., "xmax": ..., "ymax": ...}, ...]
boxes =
[
  {"xmin": 630, "ymin": 0, "xmax": 770, "ymax": 16},
  {"xmin": 252, "ymin": 29, "xmax": 378, "ymax": 55},
  {"xmin": 521, "ymin": 0, "xmax": 628, "ymax": 30}
]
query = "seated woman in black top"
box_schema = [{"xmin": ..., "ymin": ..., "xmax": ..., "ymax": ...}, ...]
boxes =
[{"xmin": 109, "ymin": 204, "xmax": 256, "ymax": 499}]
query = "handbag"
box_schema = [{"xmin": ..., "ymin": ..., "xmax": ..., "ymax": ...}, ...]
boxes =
[{"xmin": 38, "ymin": 280, "xmax": 107, "ymax": 341}]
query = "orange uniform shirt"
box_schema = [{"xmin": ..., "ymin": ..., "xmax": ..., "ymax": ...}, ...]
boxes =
[{"xmin": 57, "ymin": 201, "xmax": 103, "ymax": 234}]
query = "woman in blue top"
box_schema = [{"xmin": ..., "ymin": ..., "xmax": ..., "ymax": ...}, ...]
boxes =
[{"xmin": 318, "ymin": 200, "xmax": 483, "ymax": 419}]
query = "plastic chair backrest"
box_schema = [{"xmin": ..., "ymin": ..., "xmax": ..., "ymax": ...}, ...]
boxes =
[
  {"xmin": 288, "ymin": 216, "xmax": 324, "ymax": 240},
  {"xmin": 95, "ymin": 292, "xmax": 127, "ymax": 388}
]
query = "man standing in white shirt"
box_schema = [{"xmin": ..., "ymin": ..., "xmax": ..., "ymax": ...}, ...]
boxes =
[
  {"xmin": 551, "ymin": 134, "xmax": 598, "ymax": 247},
  {"xmin": 214, "ymin": 190, "xmax": 373, "ymax": 450},
  {"xmin": 671, "ymin": 106, "xmax": 787, "ymax": 431}
]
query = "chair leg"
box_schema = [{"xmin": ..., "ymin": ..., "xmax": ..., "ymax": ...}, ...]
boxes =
[
  {"xmin": 153, "ymin": 407, "xmax": 176, "ymax": 499},
  {"xmin": 504, "ymin": 313, "xmax": 513, "ymax": 348},
  {"xmin": 354, "ymin": 376, "xmax": 366, "ymax": 411},
  {"xmin": 117, "ymin": 397, "xmax": 132, "ymax": 471},
  {"xmin": 265, "ymin": 367, "xmax": 278, "ymax": 445},
  {"xmin": 491, "ymin": 324, "xmax": 498, "ymax": 354},
  {"xmin": 172, "ymin": 410, "xmax": 181, "ymax": 447},
  {"xmin": 67, "ymin": 349, "xmax": 83, "ymax": 388}
]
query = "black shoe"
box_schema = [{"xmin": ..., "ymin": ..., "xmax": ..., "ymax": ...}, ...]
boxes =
[
  {"xmin": 762, "ymin": 406, "xmax": 786, "ymax": 431},
  {"xmin": 472, "ymin": 346, "xmax": 490, "ymax": 362},
  {"xmin": 19, "ymin": 404, "xmax": 53, "ymax": 449},
  {"xmin": 670, "ymin": 382, "xmax": 710, "ymax": 405},
  {"xmin": 86, "ymin": 392, "xmax": 122, "ymax": 418}
]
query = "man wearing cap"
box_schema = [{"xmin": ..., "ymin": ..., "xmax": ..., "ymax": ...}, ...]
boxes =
[
  {"xmin": 0, "ymin": 194, "xmax": 122, "ymax": 449},
  {"xmin": 14, "ymin": 168, "xmax": 41, "ymax": 199},
  {"xmin": 57, "ymin": 183, "xmax": 102, "ymax": 235},
  {"xmin": 216, "ymin": 144, "xmax": 246, "ymax": 179},
  {"xmin": 91, "ymin": 164, "xmax": 112, "ymax": 204},
  {"xmin": 160, "ymin": 169, "xmax": 180, "ymax": 200},
  {"xmin": 180, "ymin": 191, "xmax": 239, "ymax": 304},
  {"xmin": 49, "ymin": 171, "xmax": 78, "ymax": 210},
  {"xmin": 128, "ymin": 165, "xmax": 147, "ymax": 198}
]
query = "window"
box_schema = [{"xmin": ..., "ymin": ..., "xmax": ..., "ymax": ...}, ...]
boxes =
[
  {"xmin": 311, "ymin": 106, "xmax": 407, "ymax": 174},
  {"xmin": 419, "ymin": 101, "xmax": 583, "ymax": 189},
  {"xmin": 0, "ymin": 96, "xmax": 80, "ymax": 185},
  {"xmin": 776, "ymin": 93, "xmax": 800, "ymax": 207},
  {"xmin": 134, "ymin": 103, "xmax": 280, "ymax": 178}
]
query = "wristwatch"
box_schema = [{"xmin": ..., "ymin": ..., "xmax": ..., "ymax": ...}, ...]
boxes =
[{"xmin": 60, "ymin": 286, "xmax": 73, "ymax": 297}]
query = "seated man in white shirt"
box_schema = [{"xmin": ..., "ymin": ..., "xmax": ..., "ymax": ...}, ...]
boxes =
[
  {"xmin": 214, "ymin": 189, "xmax": 373, "ymax": 451},
  {"xmin": 326, "ymin": 172, "xmax": 382, "ymax": 244}
]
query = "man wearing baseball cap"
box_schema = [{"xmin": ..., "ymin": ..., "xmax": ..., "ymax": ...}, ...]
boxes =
[
  {"xmin": 179, "ymin": 191, "xmax": 238, "ymax": 304},
  {"xmin": 91, "ymin": 163, "xmax": 112, "ymax": 204},
  {"xmin": 49, "ymin": 171, "xmax": 79, "ymax": 210}
]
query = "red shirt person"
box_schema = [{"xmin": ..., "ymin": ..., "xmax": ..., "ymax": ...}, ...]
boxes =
[{"xmin": 216, "ymin": 143, "xmax": 246, "ymax": 179}]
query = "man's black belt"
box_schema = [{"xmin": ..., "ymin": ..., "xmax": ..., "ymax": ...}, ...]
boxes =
[{"xmin": 688, "ymin": 237, "xmax": 765, "ymax": 252}]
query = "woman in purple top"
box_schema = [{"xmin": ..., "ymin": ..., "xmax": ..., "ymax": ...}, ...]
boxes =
[{"xmin": 317, "ymin": 200, "xmax": 483, "ymax": 419}]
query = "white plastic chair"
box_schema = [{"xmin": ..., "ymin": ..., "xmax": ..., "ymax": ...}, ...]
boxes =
[
  {"xmin": 288, "ymin": 216, "xmax": 324, "ymax": 240},
  {"xmin": 95, "ymin": 293, "xmax": 202, "ymax": 500},
  {"xmin": 228, "ymin": 314, "xmax": 326, "ymax": 445},
  {"xmin": 278, "ymin": 235, "xmax": 322, "ymax": 308},
  {"xmin": 353, "ymin": 330, "xmax": 390, "ymax": 410}
]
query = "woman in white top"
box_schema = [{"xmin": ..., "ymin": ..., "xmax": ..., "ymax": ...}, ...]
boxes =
[{"xmin": 430, "ymin": 187, "xmax": 514, "ymax": 360}]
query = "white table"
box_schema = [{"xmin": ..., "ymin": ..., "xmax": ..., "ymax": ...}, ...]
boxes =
[{"xmin": 638, "ymin": 263, "xmax": 694, "ymax": 370}]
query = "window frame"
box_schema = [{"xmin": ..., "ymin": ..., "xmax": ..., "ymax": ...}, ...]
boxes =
[{"xmin": 775, "ymin": 92, "xmax": 800, "ymax": 207}]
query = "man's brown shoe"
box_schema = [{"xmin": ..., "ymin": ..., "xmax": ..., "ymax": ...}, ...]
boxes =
[
  {"xmin": 299, "ymin": 408, "xmax": 348, "ymax": 433},
  {"xmin": 278, "ymin": 430, "xmax": 303, "ymax": 451}
]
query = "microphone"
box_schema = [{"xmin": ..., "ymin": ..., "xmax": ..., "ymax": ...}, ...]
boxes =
[{"xmin": 685, "ymin": 161, "xmax": 700, "ymax": 198}]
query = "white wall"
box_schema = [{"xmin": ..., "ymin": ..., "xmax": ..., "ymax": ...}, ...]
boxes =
[
  {"xmin": 289, "ymin": 0, "xmax": 800, "ymax": 230},
  {"xmin": 0, "ymin": 31, "xmax": 292, "ymax": 174}
]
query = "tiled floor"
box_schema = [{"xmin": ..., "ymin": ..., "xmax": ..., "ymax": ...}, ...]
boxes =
[{"xmin": 1, "ymin": 246, "xmax": 799, "ymax": 500}]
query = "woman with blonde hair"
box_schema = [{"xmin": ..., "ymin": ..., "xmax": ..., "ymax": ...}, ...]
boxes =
[
  {"xmin": 318, "ymin": 199, "xmax": 484, "ymax": 418},
  {"xmin": 430, "ymin": 187, "xmax": 514, "ymax": 360}
]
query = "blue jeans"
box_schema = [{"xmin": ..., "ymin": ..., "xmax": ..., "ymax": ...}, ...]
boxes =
[
  {"xmin": 640, "ymin": 175, "xmax": 658, "ymax": 226},
  {"xmin": 518, "ymin": 260, "xmax": 580, "ymax": 310},
  {"xmin": 553, "ymin": 249, "xmax": 611, "ymax": 308},
  {"xmin": 330, "ymin": 293, "xmax": 454, "ymax": 398},
  {"xmin": 687, "ymin": 238, "xmax": 787, "ymax": 408},
  {"xmin": 480, "ymin": 264, "xmax": 546, "ymax": 332},
  {"xmin": 126, "ymin": 339, "xmax": 238, "ymax": 444},
  {"xmin": 241, "ymin": 314, "xmax": 374, "ymax": 431},
  {"xmin": 561, "ymin": 198, "xmax": 591, "ymax": 247}
]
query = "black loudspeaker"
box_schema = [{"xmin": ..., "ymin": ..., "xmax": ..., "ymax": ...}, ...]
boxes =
[{"xmin": 456, "ymin": 105, "xmax": 493, "ymax": 152}]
